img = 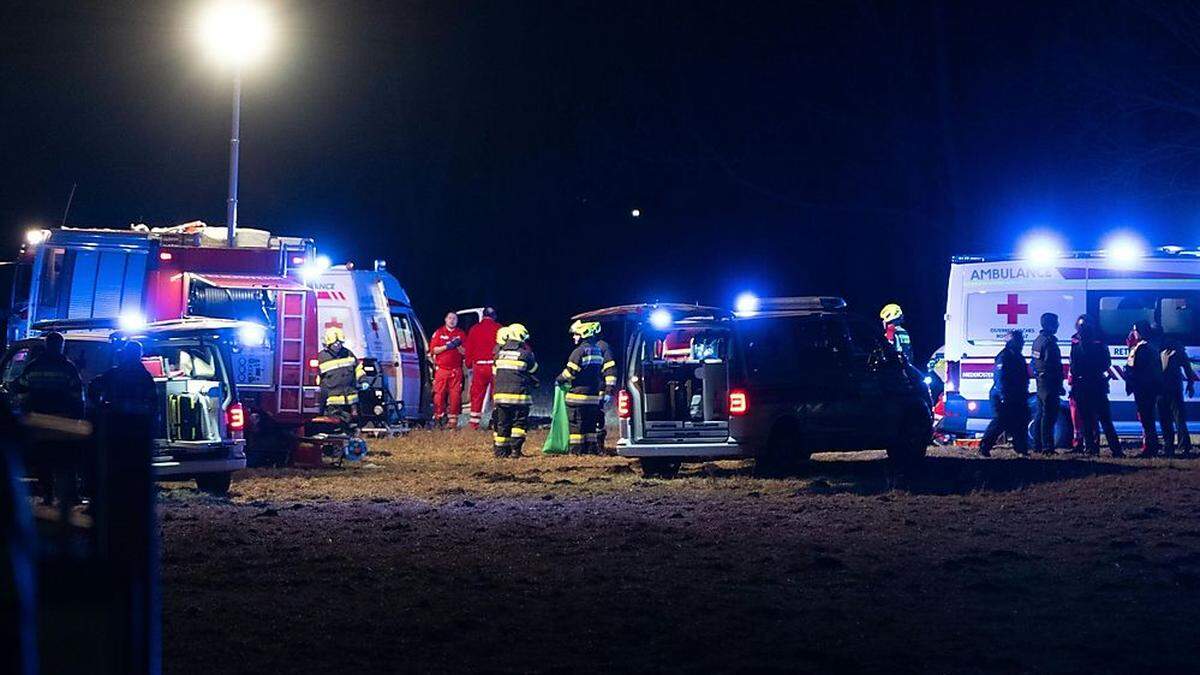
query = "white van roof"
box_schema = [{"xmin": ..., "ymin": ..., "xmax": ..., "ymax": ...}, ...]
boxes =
[{"xmin": 952, "ymin": 246, "xmax": 1200, "ymax": 264}]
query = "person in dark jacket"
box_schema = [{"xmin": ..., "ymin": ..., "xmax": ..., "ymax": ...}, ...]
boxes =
[
  {"xmin": 1070, "ymin": 319, "xmax": 1123, "ymax": 457},
  {"xmin": 1030, "ymin": 313, "xmax": 1064, "ymax": 454},
  {"xmin": 10, "ymin": 332, "xmax": 85, "ymax": 505},
  {"xmin": 980, "ymin": 330, "xmax": 1031, "ymax": 457},
  {"xmin": 89, "ymin": 341, "xmax": 157, "ymax": 417},
  {"xmin": 1159, "ymin": 331, "xmax": 1196, "ymax": 455},
  {"xmin": 1126, "ymin": 320, "xmax": 1174, "ymax": 457},
  {"xmin": 11, "ymin": 332, "xmax": 84, "ymax": 419}
]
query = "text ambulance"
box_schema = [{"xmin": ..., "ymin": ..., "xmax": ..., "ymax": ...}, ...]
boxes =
[
  {"xmin": 941, "ymin": 250, "xmax": 1200, "ymax": 438},
  {"xmin": 308, "ymin": 262, "xmax": 432, "ymax": 423}
]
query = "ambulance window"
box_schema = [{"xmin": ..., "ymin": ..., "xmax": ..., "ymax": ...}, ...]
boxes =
[
  {"xmin": 1161, "ymin": 296, "xmax": 1200, "ymax": 339},
  {"xmin": 392, "ymin": 315, "xmax": 415, "ymax": 351},
  {"xmin": 1090, "ymin": 291, "xmax": 1200, "ymax": 343}
]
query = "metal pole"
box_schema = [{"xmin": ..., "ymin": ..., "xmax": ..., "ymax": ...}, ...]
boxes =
[{"xmin": 225, "ymin": 71, "xmax": 242, "ymax": 247}]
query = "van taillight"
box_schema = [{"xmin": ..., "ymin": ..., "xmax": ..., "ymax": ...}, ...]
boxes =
[
  {"xmin": 729, "ymin": 390, "xmax": 749, "ymax": 416},
  {"xmin": 617, "ymin": 390, "xmax": 631, "ymax": 419},
  {"xmin": 226, "ymin": 402, "xmax": 246, "ymax": 431}
]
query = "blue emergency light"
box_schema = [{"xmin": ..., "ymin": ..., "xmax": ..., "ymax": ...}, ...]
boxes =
[
  {"xmin": 734, "ymin": 292, "xmax": 760, "ymax": 316},
  {"xmin": 648, "ymin": 308, "xmax": 673, "ymax": 330}
]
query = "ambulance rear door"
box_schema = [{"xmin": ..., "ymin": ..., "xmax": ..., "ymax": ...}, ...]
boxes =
[
  {"xmin": 379, "ymin": 272, "xmax": 429, "ymax": 420},
  {"xmin": 312, "ymin": 272, "xmax": 360, "ymax": 358},
  {"xmin": 352, "ymin": 273, "xmax": 404, "ymax": 404}
]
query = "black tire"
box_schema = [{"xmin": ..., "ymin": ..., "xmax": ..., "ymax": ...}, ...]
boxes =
[
  {"xmin": 246, "ymin": 420, "xmax": 295, "ymax": 468},
  {"xmin": 639, "ymin": 458, "xmax": 681, "ymax": 479},
  {"xmin": 755, "ymin": 421, "xmax": 808, "ymax": 477},
  {"xmin": 888, "ymin": 415, "xmax": 931, "ymax": 467},
  {"xmin": 196, "ymin": 472, "xmax": 232, "ymax": 495}
]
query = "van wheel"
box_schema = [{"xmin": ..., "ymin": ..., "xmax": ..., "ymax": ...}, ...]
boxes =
[
  {"xmin": 887, "ymin": 420, "xmax": 931, "ymax": 467},
  {"xmin": 196, "ymin": 472, "xmax": 232, "ymax": 496},
  {"xmin": 755, "ymin": 423, "xmax": 808, "ymax": 478},
  {"xmin": 639, "ymin": 458, "xmax": 680, "ymax": 479}
]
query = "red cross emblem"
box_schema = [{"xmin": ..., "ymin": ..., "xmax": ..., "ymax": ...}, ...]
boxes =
[
  {"xmin": 996, "ymin": 294, "xmax": 1029, "ymax": 325},
  {"xmin": 324, "ymin": 316, "xmax": 344, "ymax": 330}
]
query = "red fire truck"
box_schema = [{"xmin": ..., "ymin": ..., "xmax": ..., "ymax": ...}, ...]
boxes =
[{"xmin": 10, "ymin": 222, "xmax": 322, "ymax": 462}]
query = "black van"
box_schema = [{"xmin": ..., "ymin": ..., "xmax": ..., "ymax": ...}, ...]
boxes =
[{"xmin": 579, "ymin": 297, "xmax": 932, "ymax": 477}]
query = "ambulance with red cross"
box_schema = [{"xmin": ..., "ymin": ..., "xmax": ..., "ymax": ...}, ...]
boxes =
[
  {"xmin": 940, "ymin": 248, "xmax": 1200, "ymax": 440},
  {"xmin": 308, "ymin": 261, "xmax": 432, "ymax": 424}
]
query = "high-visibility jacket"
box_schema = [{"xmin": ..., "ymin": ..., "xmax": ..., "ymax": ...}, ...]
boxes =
[
  {"xmin": 885, "ymin": 324, "xmax": 913, "ymax": 362},
  {"xmin": 556, "ymin": 338, "xmax": 616, "ymax": 406},
  {"xmin": 317, "ymin": 345, "xmax": 363, "ymax": 406},
  {"xmin": 493, "ymin": 340, "xmax": 538, "ymax": 405}
]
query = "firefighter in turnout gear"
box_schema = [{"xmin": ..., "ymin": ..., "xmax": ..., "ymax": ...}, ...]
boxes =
[
  {"xmin": 317, "ymin": 326, "xmax": 364, "ymax": 426},
  {"xmin": 880, "ymin": 303, "xmax": 913, "ymax": 362},
  {"xmin": 491, "ymin": 324, "xmax": 538, "ymax": 458},
  {"xmin": 556, "ymin": 320, "xmax": 617, "ymax": 455}
]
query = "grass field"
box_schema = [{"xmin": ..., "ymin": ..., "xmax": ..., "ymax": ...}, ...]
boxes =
[{"xmin": 160, "ymin": 429, "xmax": 1200, "ymax": 673}]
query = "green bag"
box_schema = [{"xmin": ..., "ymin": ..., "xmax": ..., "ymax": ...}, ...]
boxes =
[{"xmin": 542, "ymin": 385, "xmax": 571, "ymax": 454}]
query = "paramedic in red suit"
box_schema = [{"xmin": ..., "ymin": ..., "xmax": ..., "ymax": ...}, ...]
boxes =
[
  {"xmin": 429, "ymin": 312, "xmax": 467, "ymax": 427},
  {"xmin": 465, "ymin": 307, "xmax": 503, "ymax": 429}
]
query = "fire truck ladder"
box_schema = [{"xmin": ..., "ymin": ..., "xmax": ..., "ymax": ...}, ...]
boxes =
[{"xmin": 278, "ymin": 291, "xmax": 306, "ymax": 414}]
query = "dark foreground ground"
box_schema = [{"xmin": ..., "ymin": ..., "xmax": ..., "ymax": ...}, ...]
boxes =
[{"xmin": 160, "ymin": 431, "xmax": 1200, "ymax": 674}]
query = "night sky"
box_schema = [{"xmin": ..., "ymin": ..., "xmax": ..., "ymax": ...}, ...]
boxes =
[{"xmin": 3, "ymin": 1, "xmax": 1199, "ymax": 365}]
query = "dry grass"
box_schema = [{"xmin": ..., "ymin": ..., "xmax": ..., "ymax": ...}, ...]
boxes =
[{"xmin": 160, "ymin": 432, "xmax": 1200, "ymax": 673}]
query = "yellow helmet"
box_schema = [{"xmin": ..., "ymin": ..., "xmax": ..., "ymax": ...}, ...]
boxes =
[
  {"xmin": 324, "ymin": 326, "xmax": 347, "ymax": 346},
  {"xmin": 569, "ymin": 320, "xmax": 601, "ymax": 339},
  {"xmin": 880, "ymin": 303, "xmax": 904, "ymax": 324},
  {"xmin": 507, "ymin": 323, "xmax": 530, "ymax": 343},
  {"xmin": 495, "ymin": 325, "xmax": 510, "ymax": 345}
]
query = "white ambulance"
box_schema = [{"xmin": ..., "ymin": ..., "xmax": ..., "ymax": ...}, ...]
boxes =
[
  {"xmin": 308, "ymin": 261, "xmax": 432, "ymax": 423},
  {"xmin": 941, "ymin": 248, "xmax": 1200, "ymax": 440}
]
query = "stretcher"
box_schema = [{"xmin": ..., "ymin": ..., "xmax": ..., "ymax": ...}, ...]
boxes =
[
  {"xmin": 355, "ymin": 359, "xmax": 409, "ymax": 438},
  {"xmin": 293, "ymin": 415, "xmax": 369, "ymax": 467}
]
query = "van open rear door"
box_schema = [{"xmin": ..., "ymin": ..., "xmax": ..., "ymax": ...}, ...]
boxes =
[{"xmin": 572, "ymin": 303, "xmax": 734, "ymax": 368}]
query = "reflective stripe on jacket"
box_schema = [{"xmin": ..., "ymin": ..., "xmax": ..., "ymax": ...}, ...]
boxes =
[
  {"xmin": 556, "ymin": 339, "xmax": 616, "ymax": 404},
  {"xmin": 493, "ymin": 340, "xmax": 537, "ymax": 406},
  {"xmin": 317, "ymin": 345, "xmax": 360, "ymax": 404}
]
